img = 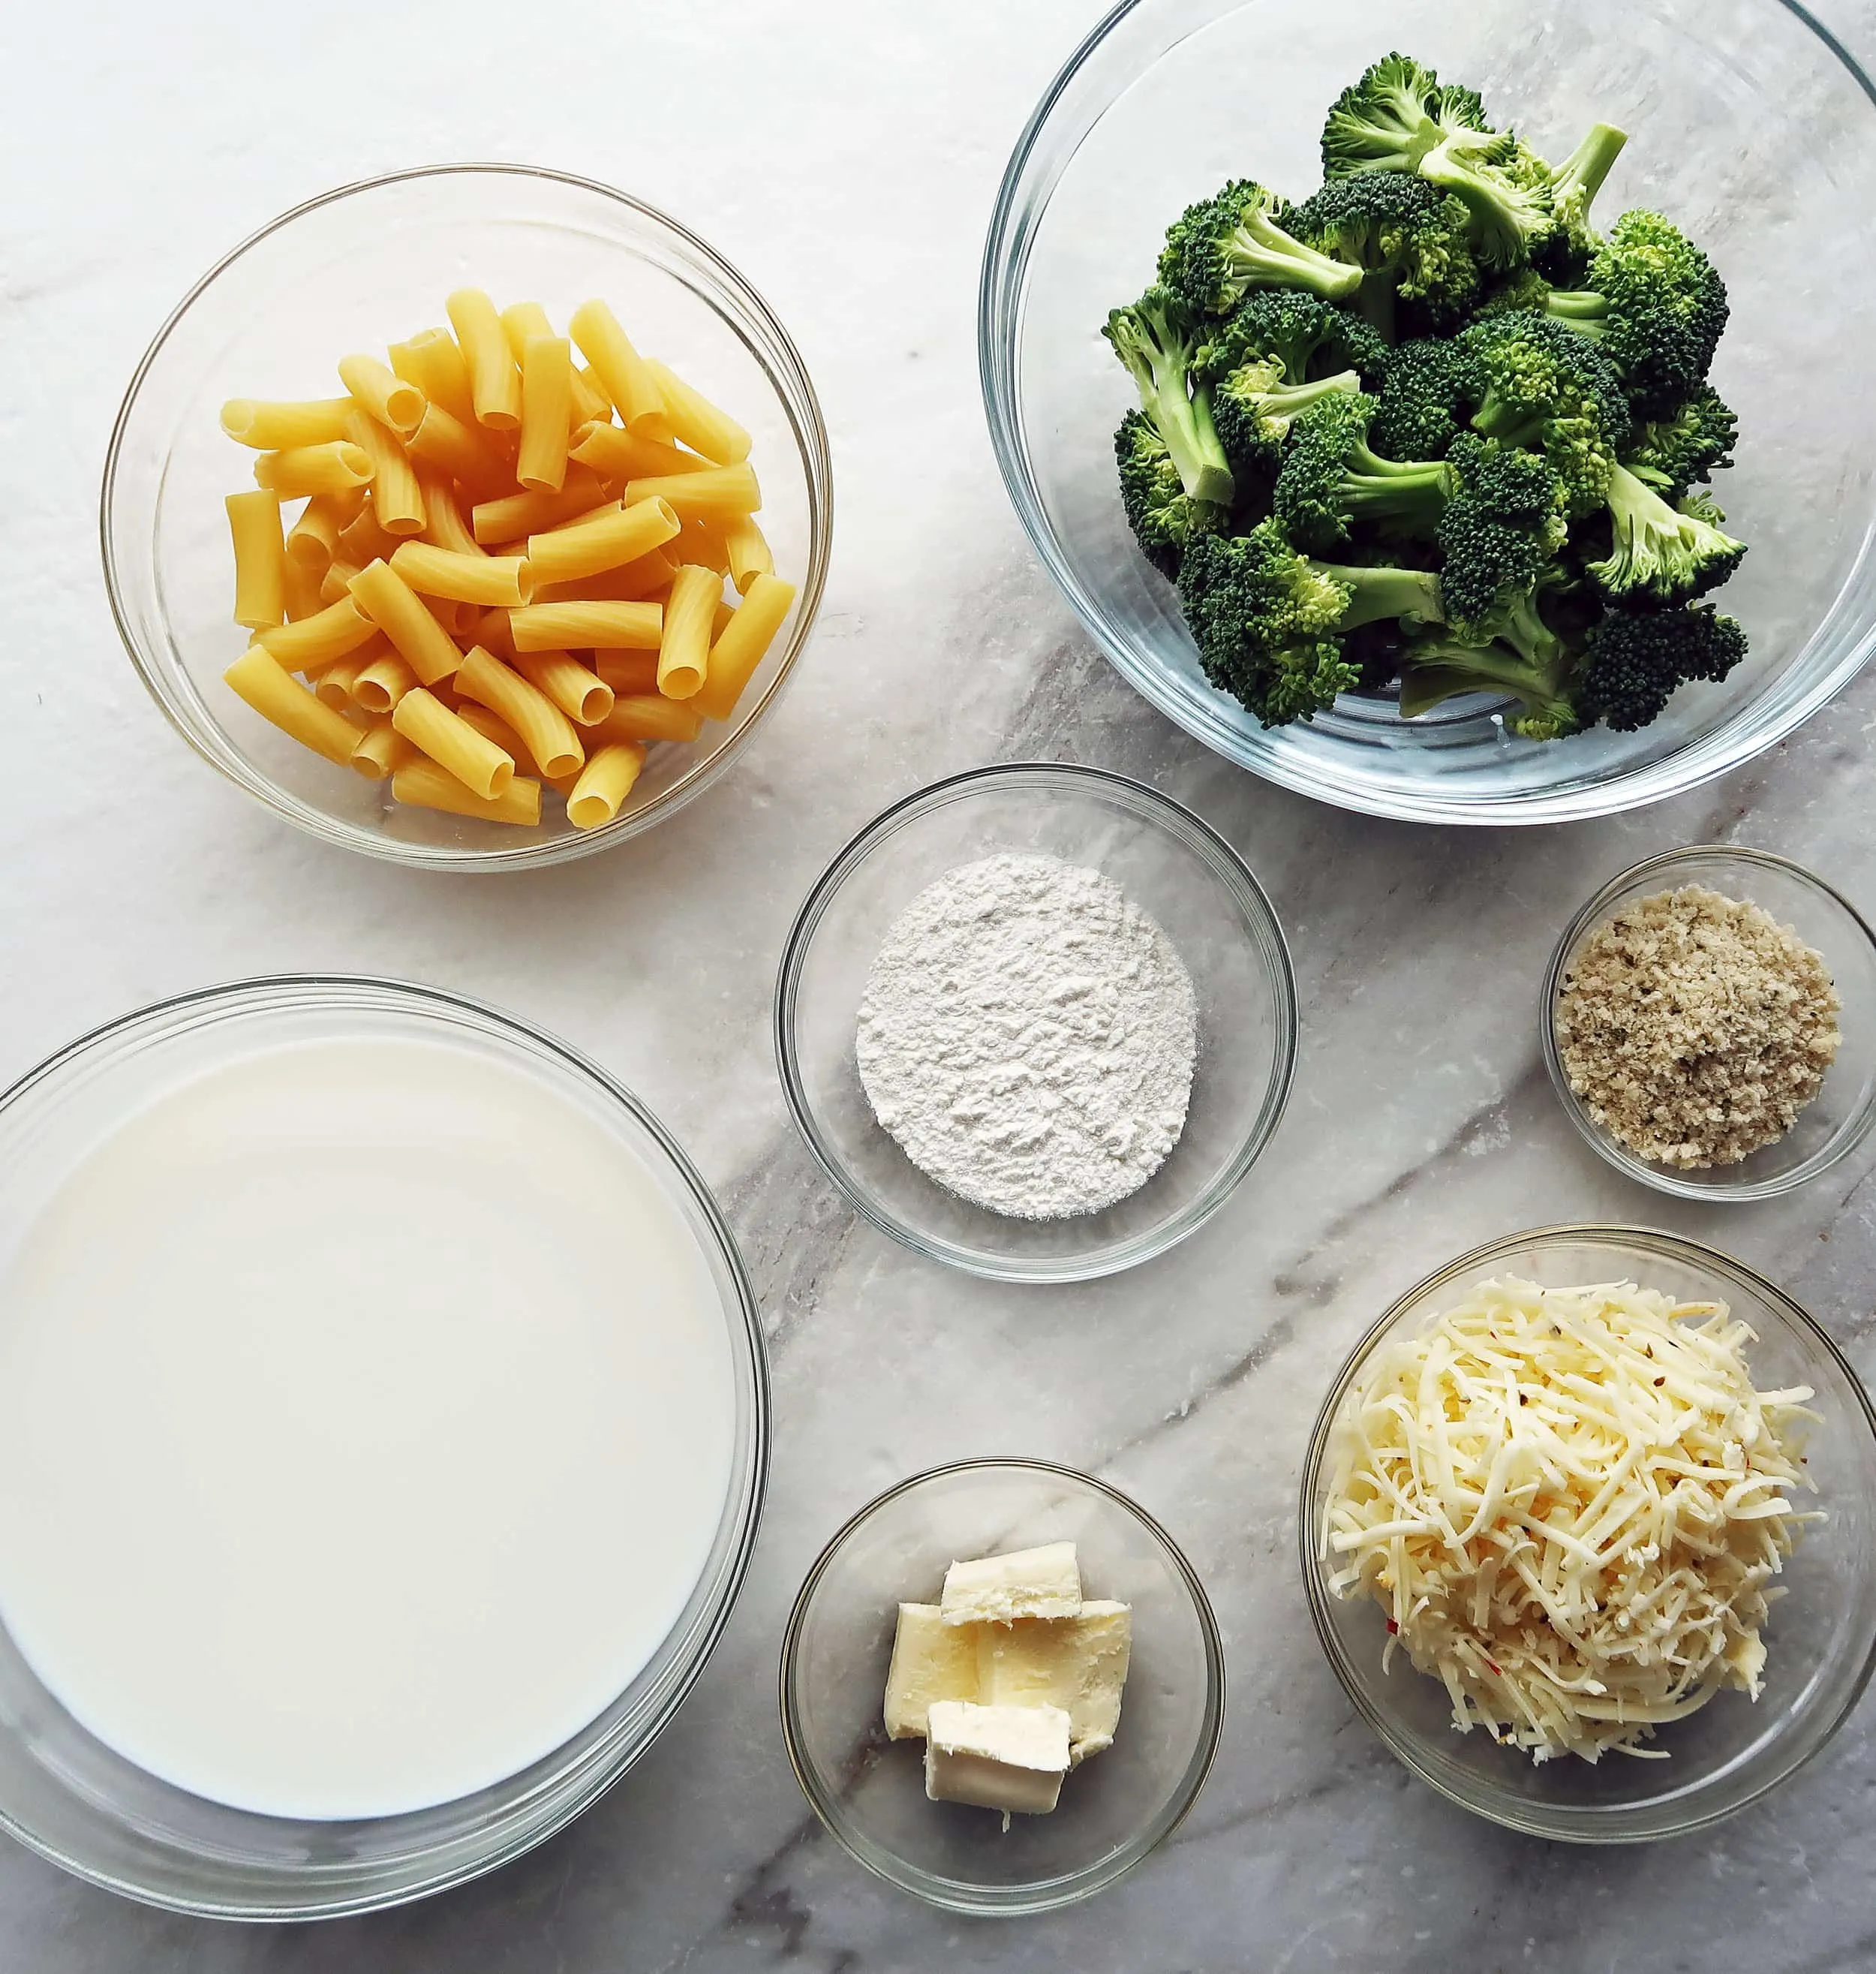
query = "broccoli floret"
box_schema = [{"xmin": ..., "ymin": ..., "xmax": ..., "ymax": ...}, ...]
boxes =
[
  {"xmin": 1463, "ymin": 309, "xmax": 1631, "ymax": 516},
  {"xmin": 1396, "ymin": 588, "xmax": 1581, "ymax": 739},
  {"xmin": 1574, "ymin": 601, "xmax": 1748, "ymax": 729},
  {"xmin": 1532, "ymin": 122, "xmax": 1628, "ymax": 278},
  {"xmin": 1368, "ymin": 335, "xmax": 1487, "ymax": 459},
  {"xmin": 1320, "ymin": 52, "xmax": 1553, "ymax": 268},
  {"xmin": 1213, "ymin": 360, "xmax": 1364, "ymax": 477},
  {"xmin": 1203, "ymin": 288, "xmax": 1390, "ymax": 390},
  {"xmin": 1588, "ymin": 461, "xmax": 1746, "ymax": 605},
  {"xmin": 1102, "ymin": 287, "xmax": 1235, "ymax": 506},
  {"xmin": 1620, "ymin": 384, "xmax": 1738, "ymax": 497},
  {"xmin": 1272, "ymin": 391, "xmax": 1457, "ymax": 550},
  {"xmin": 1114, "ymin": 411, "xmax": 1225, "ymax": 576},
  {"xmin": 1160, "ymin": 179, "xmax": 1363, "ymax": 317},
  {"xmin": 1536, "ymin": 210, "xmax": 1730, "ymax": 412},
  {"xmin": 1434, "ymin": 434, "xmax": 1569, "ymax": 633},
  {"xmin": 1176, "ymin": 520, "xmax": 1445, "ymax": 724},
  {"xmin": 1287, "ymin": 172, "xmax": 1481, "ymax": 336}
]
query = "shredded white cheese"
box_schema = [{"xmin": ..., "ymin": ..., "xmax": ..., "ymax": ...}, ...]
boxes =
[{"xmin": 1321, "ymin": 1276, "xmax": 1820, "ymax": 1762}]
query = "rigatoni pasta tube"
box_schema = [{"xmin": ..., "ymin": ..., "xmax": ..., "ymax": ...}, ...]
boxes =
[
  {"xmin": 446, "ymin": 288, "xmax": 522, "ymax": 431},
  {"xmin": 405, "ymin": 402, "xmax": 512, "ymax": 498},
  {"xmin": 591, "ymin": 695, "xmax": 704, "ymax": 746},
  {"xmin": 390, "ymin": 328, "xmax": 477, "ymax": 428},
  {"xmin": 453, "ymin": 645, "xmax": 585, "ymax": 780},
  {"xmin": 349, "ymin": 721, "xmax": 416, "ymax": 779},
  {"xmin": 454, "ymin": 702, "xmax": 543, "ymax": 778},
  {"xmin": 254, "ymin": 442, "xmax": 372, "ymax": 498},
  {"xmin": 569, "ymin": 299, "xmax": 669, "ymax": 439},
  {"xmin": 526, "ymin": 497, "xmax": 678, "ymax": 586},
  {"xmin": 348, "ymin": 558, "xmax": 463, "ymax": 686},
  {"xmin": 510, "ymin": 600, "xmax": 662, "ymax": 651},
  {"xmin": 568, "ymin": 422, "xmax": 710, "ymax": 483},
  {"xmin": 345, "ymin": 409, "xmax": 425, "ymax": 537},
  {"xmin": 473, "ymin": 606, "xmax": 516, "ymax": 659},
  {"xmin": 227, "ymin": 492, "xmax": 288, "ymax": 630},
  {"xmin": 257, "ymin": 594, "xmax": 380, "ymax": 667},
  {"xmin": 393, "ymin": 757, "xmax": 541, "ymax": 826},
  {"xmin": 535, "ymin": 549, "xmax": 675, "ymax": 605},
  {"xmin": 286, "ymin": 491, "xmax": 359, "ymax": 575},
  {"xmin": 313, "ymin": 651, "xmax": 373, "ymax": 709},
  {"xmin": 338, "ymin": 354, "xmax": 425, "ymax": 438},
  {"xmin": 337, "ymin": 503, "xmax": 401, "ymax": 567},
  {"xmin": 645, "ymin": 357, "xmax": 752, "ymax": 465},
  {"xmin": 518, "ymin": 336, "xmax": 573, "ymax": 493},
  {"xmin": 566, "ymin": 742, "xmax": 646, "ymax": 830},
  {"xmin": 499, "ymin": 301, "xmax": 555, "ymax": 361},
  {"xmin": 512, "ymin": 650, "xmax": 613, "ymax": 726},
  {"xmin": 657, "ymin": 564, "xmax": 719, "ymax": 700},
  {"xmin": 672, "ymin": 518, "xmax": 730, "ymax": 576},
  {"xmin": 570, "ymin": 364, "xmax": 611, "ymax": 427},
  {"xmin": 221, "ymin": 398, "xmax": 353, "ymax": 449},
  {"xmin": 224, "ymin": 648, "xmax": 362, "ymax": 765},
  {"xmin": 692, "ymin": 573, "xmax": 798, "ymax": 722},
  {"xmin": 389, "ymin": 542, "xmax": 532, "ymax": 607},
  {"xmin": 320, "ymin": 557, "xmax": 363, "ymax": 606},
  {"xmin": 353, "ymin": 651, "xmax": 420, "ymax": 714},
  {"xmin": 723, "ymin": 514, "xmax": 773, "ymax": 594},
  {"xmin": 392, "ymin": 687, "xmax": 515, "ymax": 797},
  {"xmin": 624, "ymin": 464, "xmax": 760, "ymax": 525},
  {"xmin": 414, "ymin": 471, "xmax": 487, "ymax": 560},
  {"xmin": 594, "ymin": 650, "xmax": 661, "ymax": 696},
  {"xmin": 473, "ymin": 470, "xmax": 612, "ymax": 545},
  {"xmin": 283, "ymin": 557, "xmax": 327, "ymax": 623}
]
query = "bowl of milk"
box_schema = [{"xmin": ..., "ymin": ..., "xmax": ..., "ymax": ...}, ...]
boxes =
[{"xmin": 0, "ymin": 976, "xmax": 767, "ymax": 1916}]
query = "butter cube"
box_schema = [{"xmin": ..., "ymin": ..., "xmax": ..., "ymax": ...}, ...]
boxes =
[
  {"xmin": 940, "ymin": 1542, "xmax": 1082, "ymax": 1626},
  {"xmin": 924, "ymin": 1701, "xmax": 1071, "ymax": 1816},
  {"xmin": 975, "ymin": 1600, "xmax": 1133, "ymax": 1764},
  {"xmin": 883, "ymin": 1603, "xmax": 979, "ymax": 1739}
]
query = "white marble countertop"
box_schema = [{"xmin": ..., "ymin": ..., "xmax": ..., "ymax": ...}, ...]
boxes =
[{"xmin": 8, "ymin": 2, "xmax": 1876, "ymax": 1967}]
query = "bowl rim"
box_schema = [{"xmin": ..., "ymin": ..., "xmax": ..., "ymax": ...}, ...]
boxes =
[
  {"xmin": 100, "ymin": 161, "xmax": 832, "ymax": 874},
  {"xmin": 976, "ymin": 0, "xmax": 1876, "ymax": 826},
  {"xmin": 1539, "ymin": 844, "xmax": 1876, "ymax": 1201},
  {"xmin": 0, "ymin": 972, "xmax": 770, "ymax": 1918},
  {"xmin": 1297, "ymin": 1221, "xmax": 1876, "ymax": 1843},
  {"xmin": 777, "ymin": 1455, "xmax": 1227, "ymax": 1915},
  {"xmin": 770, "ymin": 760, "xmax": 1299, "ymax": 1283}
]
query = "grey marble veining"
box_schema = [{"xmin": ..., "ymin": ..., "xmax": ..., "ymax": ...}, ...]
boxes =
[{"xmin": 6, "ymin": 2, "xmax": 1876, "ymax": 1969}]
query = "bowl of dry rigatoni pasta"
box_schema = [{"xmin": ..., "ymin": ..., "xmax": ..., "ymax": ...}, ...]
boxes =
[{"xmin": 102, "ymin": 164, "xmax": 831, "ymax": 868}]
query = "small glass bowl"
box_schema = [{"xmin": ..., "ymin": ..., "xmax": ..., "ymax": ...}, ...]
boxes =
[
  {"xmin": 772, "ymin": 763, "xmax": 1297, "ymax": 1282},
  {"xmin": 1301, "ymin": 1226, "xmax": 1876, "ymax": 1843},
  {"xmin": 0, "ymin": 977, "xmax": 768, "ymax": 1916},
  {"xmin": 1541, "ymin": 846, "xmax": 1876, "ymax": 1201},
  {"xmin": 779, "ymin": 1459, "xmax": 1224, "ymax": 1915},
  {"xmin": 103, "ymin": 164, "xmax": 831, "ymax": 871},
  {"xmin": 980, "ymin": 0, "xmax": 1876, "ymax": 823}
]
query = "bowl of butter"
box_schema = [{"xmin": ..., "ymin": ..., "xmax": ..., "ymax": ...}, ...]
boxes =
[{"xmin": 778, "ymin": 1459, "xmax": 1223, "ymax": 1915}]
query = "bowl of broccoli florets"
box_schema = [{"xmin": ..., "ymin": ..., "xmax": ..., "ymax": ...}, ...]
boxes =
[{"xmin": 981, "ymin": 3, "xmax": 1876, "ymax": 823}]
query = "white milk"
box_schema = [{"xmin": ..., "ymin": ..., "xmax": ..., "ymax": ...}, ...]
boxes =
[{"xmin": 0, "ymin": 1033, "xmax": 738, "ymax": 1821}]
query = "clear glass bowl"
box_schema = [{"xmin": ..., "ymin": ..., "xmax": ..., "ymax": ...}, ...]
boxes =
[
  {"xmin": 0, "ymin": 977, "xmax": 768, "ymax": 1917},
  {"xmin": 772, "ymin": 763, "xmax": 1296, "ymax": 1282},
  {"xmin": 980, "ymin": 0, "xmax": 1876, "ymax": 824},
  {"xmin": 1542, "ymin": 846, "xmax": 1876, "ymax": 1200},
  {"xmin": 778, "ymin": 1459, "xmax": 1224, "ymax": 1914},
  {"xmin": 103, "ymin": 164, "xmax": 831, "ymax": 871},
  {"xmin": 1300, "ymin": 1226, "xmax": 1876, "ymax": 1842}
]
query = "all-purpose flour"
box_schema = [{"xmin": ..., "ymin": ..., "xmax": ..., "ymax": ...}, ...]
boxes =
[{"xmin": 855, "ymin": 853, "xmax": 1198, "ymax": 1219}]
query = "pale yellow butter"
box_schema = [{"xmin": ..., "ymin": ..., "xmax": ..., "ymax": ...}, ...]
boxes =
[
  {"xmin": 882, "ymin": 1603, "xmax": 979, "ymax": 1739},
  {"xmin": 940, "ymin": 1541, "xmax": 1082, "ymax": 1626},
  {"xmin": 924, "ymin": 1700, "xmax": 1070, "ymax": 1816},
  {"xmin": 975, "ymin": 1599, "xmax": 1132, "ymax": 1764}
]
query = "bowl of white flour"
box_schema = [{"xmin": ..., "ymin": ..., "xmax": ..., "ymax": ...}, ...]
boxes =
[{"xmin": 774, "ymin": 763, "xmax": 1296, "ymax": 1282}]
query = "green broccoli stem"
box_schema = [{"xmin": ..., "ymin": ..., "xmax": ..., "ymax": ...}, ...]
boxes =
[
  {"xmin": 1339, "ymin": 447, "xmax": 1457, "ymax": 529},
  {"xmin": 1470, "ymin": 393, "xmax": 1546, "ymax": 448},
  {"xmin": 1262, "ymin": 369, "xmax": 1365, "ymax": 422},
  {"xmin": 1354, "ymin": 268, "xmax": 1396, "ymax": 342},
  {"xmin": 1396, "ymin": 636, "xmax": 1576, "ymax": 730},
  {"xmin": 1229, "ymin": 212, "xmax": 1363, "ymax": 304},
  {"xmin": 1314, "ymin": 561, "xmax": 1446, "ymax": 631},
  {"xmin": 1184, "ymin": 384, "xmax": 1234, "ymax": 505},
  {"xmin": 1539, "ymin": 290, "xmax": 1611, "ymax": 328},
  {"xmin": 1553, "ymin": 122, "xmax": 1628, "ymax": 216},
  {"xmin": 1141, "ymin": 372, "xmax": 1233, "ymax": 507}
]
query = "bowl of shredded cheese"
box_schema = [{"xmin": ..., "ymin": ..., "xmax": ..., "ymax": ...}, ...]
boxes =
[
  {"xmin": 1541, "ymin": 846, "xmax": 1876, "ymax": 1200},
  {"xmin": 1301, "ymin": 1226, "xmax": 1876, "ymax": 1842}
]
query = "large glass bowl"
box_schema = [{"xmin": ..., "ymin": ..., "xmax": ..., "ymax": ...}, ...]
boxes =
[
  {"xmin": 981, "ymin": 0, "xmax": 1876, "ymax": 824},
  {"xmin": 773, "ymin": 763, "xmax": 1297, "ymax": 1282},
  {"xmin": 0, "ymin": 977, "xmax": 768, "ymax": 1917},
  {"xmin": 104, "ymin": 165, "xmax": 831, "ymax": 871},
  {"xmin": 779, "ymin": 1459, "xmax": 1225, "ymax": 1915},
  {"xmin": 1300, "ymin": 1226, "xmax": 1876, "ymax": 1841},
  {"xmin": 1542, "ymin": 845, "xmax": 1876, "ymax": 1201}
]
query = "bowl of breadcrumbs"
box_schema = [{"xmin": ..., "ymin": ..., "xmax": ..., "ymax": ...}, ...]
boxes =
[{"xmin": 1543, "ymin": 846, "xmax": 1876, "ymax": 1200}]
